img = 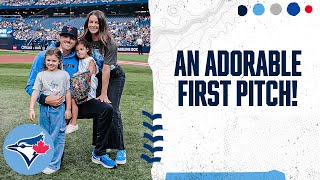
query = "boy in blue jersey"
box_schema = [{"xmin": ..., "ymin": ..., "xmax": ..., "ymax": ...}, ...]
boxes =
[{"xmin": 26, "ymin": 26, "xmax": 117, "ymax": 173}]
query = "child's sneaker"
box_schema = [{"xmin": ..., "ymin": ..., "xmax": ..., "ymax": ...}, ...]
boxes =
[
  {"xmin": 115, "ymin": 150, "xmax": 126, "ymax": 165},
  {"xmin": 91, "ymin": 150, "xmax": 117, "ymax": 168},
  {"xmin": 42, "ymin": 167, "xmax": 57, "ymax": 174},
  {"xmin": 65, "ymin": 124, "xmax": 78, "ymax": 134}
]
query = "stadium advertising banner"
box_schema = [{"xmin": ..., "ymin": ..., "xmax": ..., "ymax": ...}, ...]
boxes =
[
  {"xmin": 13, "ymin": 39, "xmax": 150, "ymax": 52},
  {"xmin": 148, "ymin": 0, "xmax": 320, "ymax": 179},
  {"xmin": 0, "ymin": 28, "xmax": 12, "ymax": 38},
  {"xmin": 15, "ymin": 44, "xmax": 150, "ymax": 52},
  {"xmin": 19, "ymin": 45, "xmax": 42, "ymax": 50},
  {"xmin": 118, "ymin": 46, "xmax": 150, "ymax": 53}
]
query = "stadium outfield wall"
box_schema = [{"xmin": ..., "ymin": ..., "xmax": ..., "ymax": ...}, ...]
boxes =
[
  {"xmin": 7, "ymin": 39, "xmax": 149, "ymax": 52},
  {"xmin": 0, "ymin": 33, "xmax": 150, "ymax": 52},
  {"xmin": 17, "ymin": 44, "xmax": 150, "ymax": 53}
]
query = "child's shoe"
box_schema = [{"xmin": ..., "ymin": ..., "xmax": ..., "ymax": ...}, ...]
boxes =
[
  {"xmin": 42, "ymin": 167, "xmax": 57, "ymax": 174},
  {"xmin": 65, "ymin": 124, "xmax": 78, "ymax": 134}
]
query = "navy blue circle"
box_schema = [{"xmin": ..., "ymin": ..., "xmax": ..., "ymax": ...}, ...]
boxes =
[
  {"xmin": 287, "ymin": 2, "xmax": 300, "ymax": 16},
  {"xmin": 3, "ymin": 124, "xmax": 54, "ymax": 175},
  {"xmin": 238, "ymin": 5, "xmax": 248, "ymax": 16}
]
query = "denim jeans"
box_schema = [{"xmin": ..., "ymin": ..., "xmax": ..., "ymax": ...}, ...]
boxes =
[
  {"xmin": 39, "ymin": 104, "xmax": 65, "ymax": 171},
  {"xmin": 96, "ymin": 65, "xmax": 126, "ymax": 150}
]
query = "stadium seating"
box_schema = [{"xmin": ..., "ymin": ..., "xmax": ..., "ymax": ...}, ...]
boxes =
[
  {"xmin": 0, "ymin": 17, "xmax": 18, "ymax": 23},
  {"xmin": 0, "ymin": 14, "xmax": 150, "ymax": 46},
  {"xmin": 107, "ymin": 16, "xmax": 134, "ymax": 23},
  {"xmin": 0, "ymin": 0, "xmax": 36, "ymax": 6},
  {"xmin": 40, "ymin": 17, "xmax": 71, "ymax": 29},
  {"xmin": 64, "ymin": 17, "xmax": 86, "ymax": 29},
  {"xmin": 0, "ymin": 0, "xmax": 147, "ymax": 6},
  {"xmin": 24, "ymin": 17, "xmax": 44, "ymax": 24}
]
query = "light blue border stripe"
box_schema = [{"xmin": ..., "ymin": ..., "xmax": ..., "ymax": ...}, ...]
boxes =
[{"xmin": 166, "ymin": 170, "xmax": 285, "ymax": 180}]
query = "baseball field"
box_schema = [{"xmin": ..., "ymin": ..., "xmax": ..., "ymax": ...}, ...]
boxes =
[{"xmin": 0, "ymin": 50, "xmax": 153, "ymax": 179}]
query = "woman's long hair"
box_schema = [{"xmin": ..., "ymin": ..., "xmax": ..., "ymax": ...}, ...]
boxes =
[
  {"xmin": 42, "ymin": 48, "xmax": 62, "ymax": 70},
  {"xmin": 81, "ymin": 10, "xmax": 113, "ymax": 53}
]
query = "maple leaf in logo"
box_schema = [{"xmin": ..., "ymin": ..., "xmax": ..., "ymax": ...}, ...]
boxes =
[{"xmin": 32, "ymin": 140, "xmax": 50, "ymax": 154}]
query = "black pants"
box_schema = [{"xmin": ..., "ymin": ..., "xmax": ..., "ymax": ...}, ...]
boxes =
[
  {"xmin": 138, "ymin": 45, "xmax": 143, "ymax": 55},
  {"xmin": 96, "ymin": 65, "xmax": 126, "ymax": 150},
  {"xmin": 77, "ymin": 98, "xmax": 113, "ymax": 156}
]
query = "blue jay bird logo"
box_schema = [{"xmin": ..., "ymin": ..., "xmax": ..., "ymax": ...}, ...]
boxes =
[
  {"xmin": 3, "ymin": 124, "xmax": 54, "ymax": 175},
  {"xmin": 6, "ymin": 132, "xmax": 50, "ymax": 170}
]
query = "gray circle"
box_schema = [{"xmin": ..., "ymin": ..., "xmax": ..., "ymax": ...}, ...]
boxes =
[{"xmin": 270, "ymin": 3, "xmax": 282, "ymax": 15}]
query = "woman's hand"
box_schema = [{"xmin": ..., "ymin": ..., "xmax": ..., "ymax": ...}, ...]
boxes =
[
  {"xmin": 98, "ymin": 65, "xmax": 111, "ymax": 103},
  {"xmin": 96, "ymin": 94, "xmax": 111, "ymax": 103}
]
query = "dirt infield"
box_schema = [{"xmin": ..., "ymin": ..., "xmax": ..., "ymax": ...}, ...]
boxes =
[{"xmin": 0, "ymin": 54, "xmax": 149, "ymax": 67}]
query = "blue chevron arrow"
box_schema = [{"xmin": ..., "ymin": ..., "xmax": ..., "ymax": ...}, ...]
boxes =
[
  {"xmin": 143, "ymin": 121, "xmax": 163, "ymax": 132},
  {"xmin": 140, "ymin": 154, "xmax": 161, "ymax": 163},
  {"xmin": 143, "ymin": 133, "xmax": 163, "ymax": 143},
  {"xmin": 143, "ymin": 144, "xmax": 163, "ymax": 153},
  {"xmin": 142, "ymin": 111, "xmax": 162, "ymax": 120}
]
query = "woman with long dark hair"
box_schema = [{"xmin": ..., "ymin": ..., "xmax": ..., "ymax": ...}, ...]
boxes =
[{"xmin": 81, "ymin": 10, "xmax": 126, "ymax": 165}]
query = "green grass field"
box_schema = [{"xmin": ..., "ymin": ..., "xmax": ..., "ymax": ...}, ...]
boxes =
[
  {"xmin": 0, "ymin": 50, "xmax": 39, "ymax": 55},
  {"xmin": 0, "ymin": 50, "xmax": 149, "ymax": 62},
  {"xmin": 0, "ymin": 63, "xmax": 153, "ymax": 179}
]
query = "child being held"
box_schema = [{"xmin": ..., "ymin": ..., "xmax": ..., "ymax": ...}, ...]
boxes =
[{"xmin": 66, "ymin": 40, "xmax": 99, "ymax": 134}]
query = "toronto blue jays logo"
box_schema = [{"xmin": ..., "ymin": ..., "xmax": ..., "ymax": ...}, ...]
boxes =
[
  {"xmin": 67, "ymin": 26, "xmax": 73, "ymax": 32},
  {"xmin": 6, "ymin": 132, "xmax": 50, "ymax": 169},
  {"xmin": 3, "ymin": 124, "xmax": 54, "ymax": 175}
]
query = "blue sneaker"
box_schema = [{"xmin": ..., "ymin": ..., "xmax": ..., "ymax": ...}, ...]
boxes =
[
  {"xmin": 92, "ymin": 150, "xmax": 117, "ymax": 168},
  {"xmin": 115, "ymin": 150, "xmax": 126, "ymax": 165}
]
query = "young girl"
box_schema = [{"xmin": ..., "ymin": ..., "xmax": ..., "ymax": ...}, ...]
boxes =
[
  {"xmin": 29, "ymin": 48, "xmax": 71, "ymax": 174},
  {"xmin": 65, "ymin": 40, "xmax": 99, "ymax": 134}
]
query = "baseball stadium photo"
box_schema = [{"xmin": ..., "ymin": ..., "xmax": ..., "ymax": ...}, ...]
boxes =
[{"xmin": 0, "ymin": 0, "xmax": 153, "ymax": 179}]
